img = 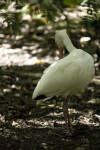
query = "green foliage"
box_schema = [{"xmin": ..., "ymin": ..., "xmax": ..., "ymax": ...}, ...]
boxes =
[
  {"xmin": 3, "ymin": 13, "xmax": 20, "ymax": 34},
  {"xmin": 48, "ymin": 130, "xmax": 53, "ymax": 135},
  {"xmin": 82, "ymin": 0, "xmax": 100, "ymax": 37},
  {"xmin": 0, "ymin": 0, "xmax": 60, "ymax": 34},
  {"xmin": 38, "ymin": 0, "xmax": 57, "ymax": 21},
  {"xmin": 63, "ymin": 0, "xmax": 83, "ymax": 7},
  {"xmin": 0, "ymin": 0, "xmax": 85, "ymax": 34},
  {"xmin": 0, "ymin": 1, "xmax": 22, "ymax": 34},
  {"xmin": 84, "ymin": 0, "xmax": 100, "ymax": 17},
  {"xmin": 1, "ymin": 0, "xmax": 99, "ymax": 36}
]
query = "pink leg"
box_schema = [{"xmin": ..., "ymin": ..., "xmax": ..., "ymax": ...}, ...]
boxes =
[{"xmin": 63, "ymin": 96, "xmax": 72, "ymax": 135}]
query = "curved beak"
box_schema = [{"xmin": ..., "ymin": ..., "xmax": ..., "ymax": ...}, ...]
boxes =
[{"xmin": 58, "ymin": 46, "xmax": 64, "ymax": 59}]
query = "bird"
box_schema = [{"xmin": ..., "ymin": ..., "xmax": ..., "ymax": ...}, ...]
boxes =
[{"xmin": 32, "ymin": 30, "xmax": 95, "ymax": 135}]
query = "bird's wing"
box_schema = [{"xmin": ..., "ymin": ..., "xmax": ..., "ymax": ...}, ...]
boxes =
[
  {"xmin": 33, "ymin": 56, "xmax": 83, "ymax": 99},
  {"xmin": 43, "ymin": 61, "xmax": 57, "ymax": 74}
]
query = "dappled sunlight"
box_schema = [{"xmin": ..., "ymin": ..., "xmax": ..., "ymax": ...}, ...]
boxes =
[
  {"xmin": 80, "ymin": 37, "xmax": 91, "ymax": 43},
  {"xmin": 0, "ymin": 105, "xmax": 98, "ymax": 130},
  {"xmin": 46, "ymin": 112, "xmax": 63, "ymax": 117},
  {"xmin": 3, "ymin": 88, "xmax": 12, "ymax": 93},
  {"xmin": 88, "ymin": 98, "xmax": 100, "ymax": 104},
  {"xmin": 0, "ymin": 114, "xmax": 5, "ymax": 123},
  {"xmin": 78, "ymin": 111, "xmax": 100, "ymax": 126},
  {"xmin": 63, "ymin": 6, "xmax": 87, "ymax": 19},
  {"xmin": 92, "ymin": 78, "xmax": 100, "ymax": 85},
  {"xmin": 0, "ymin": 42, "xmax": 59, "ymax": 66},
  {"xmin": 0, "ymin": 5, "xmax": 99, "ymax": 67}
]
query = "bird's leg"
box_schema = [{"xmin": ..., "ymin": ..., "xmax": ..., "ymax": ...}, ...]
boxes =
[{"xmin": 63, "ymin": 96, "xmax": 72, "ymax": 135}]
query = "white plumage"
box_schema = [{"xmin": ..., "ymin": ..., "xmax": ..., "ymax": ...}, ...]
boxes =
[
  {"xmin": 32, "ymin": 30, "xmax": 95, "ymax": 134},
  {"xmin": 33, "ymin": 30, "xmax": 95, "ymax": 100}
]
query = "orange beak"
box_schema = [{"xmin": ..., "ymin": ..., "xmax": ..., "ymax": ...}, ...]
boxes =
[{"xmin": 59, "ymin": 46, "xmax": 64, "ymax": 59}]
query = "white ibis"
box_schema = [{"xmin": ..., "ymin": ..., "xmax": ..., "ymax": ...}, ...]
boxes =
[{"xmin": 32, "ymin": 30, "xmax": 95, "ymax": 135}]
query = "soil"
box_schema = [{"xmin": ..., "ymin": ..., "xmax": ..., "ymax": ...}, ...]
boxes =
[{"xmin": 0, "ymin": 64, "xmax": 100, "ymax": 150}]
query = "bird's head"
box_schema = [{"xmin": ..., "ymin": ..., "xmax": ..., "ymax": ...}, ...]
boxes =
[{"xmin": 55, "ymin": 29, "xmax": 66, "ymax": 59}]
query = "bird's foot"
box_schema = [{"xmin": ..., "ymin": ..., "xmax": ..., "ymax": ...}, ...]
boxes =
[
  {"xmin": 65, "ymin": 130, "xmax": 72, "ymax": 136},
  {"xmin": 70, "ymin": 126, "xmax": 75, "ymax": 133},
  {"xmin": 64, "ymin": 126, "xmax": 75, "ymax": 136}
]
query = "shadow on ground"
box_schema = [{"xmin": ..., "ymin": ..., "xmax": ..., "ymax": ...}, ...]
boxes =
[{"xmin": 0, "ymin": 65, "xmax": 100, "ymax": 150}]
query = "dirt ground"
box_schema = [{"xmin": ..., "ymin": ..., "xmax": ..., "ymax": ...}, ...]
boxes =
[{"xmin": 0, "ymin": 63, "xmax": 100, "ymax": 150}]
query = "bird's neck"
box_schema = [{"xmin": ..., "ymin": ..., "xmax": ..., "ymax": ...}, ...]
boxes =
[{"xmin": 63, "ymin": 34, "xmax": 76, "ymax": 53}]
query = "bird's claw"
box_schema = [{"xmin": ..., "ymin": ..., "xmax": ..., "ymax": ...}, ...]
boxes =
[{"xmin": 64, "ymin": 126, "xmax": 75, "ymax": 136}]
